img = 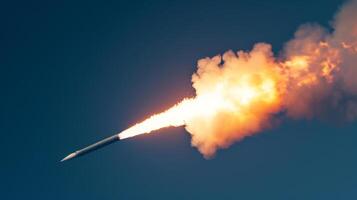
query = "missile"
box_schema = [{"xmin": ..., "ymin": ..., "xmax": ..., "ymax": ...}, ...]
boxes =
[{"xmin": 61, "ymin": 134, "xmax": 120, "ymax": 162}]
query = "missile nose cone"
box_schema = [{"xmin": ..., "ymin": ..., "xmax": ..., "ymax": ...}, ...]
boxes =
[{"xmin": 61, "ymin": 153, "xmax": 76, "ymax": 162}]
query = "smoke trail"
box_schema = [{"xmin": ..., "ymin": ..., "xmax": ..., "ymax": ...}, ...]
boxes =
[
  {"xmin": 118, "ymin": 0, "xmax": 357, "ymax": 158},
  {"xmin": 283, "ymin": 0, "xmax": 357, "ymax": 121}
]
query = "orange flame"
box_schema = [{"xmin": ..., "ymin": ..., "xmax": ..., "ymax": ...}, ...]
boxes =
[
  {"xmin": 117, "ymin": 0, "xmax": 357, "ymax": 157},
  {"xmin": 119, "ymin": 47, "xmax": 281, "ymax": 141}
]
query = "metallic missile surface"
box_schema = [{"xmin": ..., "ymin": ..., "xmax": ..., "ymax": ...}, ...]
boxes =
[{"xmin": 61, "ymin": 134, "xmax": 120, "ymax": 162}]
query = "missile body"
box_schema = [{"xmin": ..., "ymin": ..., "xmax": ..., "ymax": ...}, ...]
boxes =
[{"xmin": 61, "ymin": 134, "xmax": 120, "ymax": 162}]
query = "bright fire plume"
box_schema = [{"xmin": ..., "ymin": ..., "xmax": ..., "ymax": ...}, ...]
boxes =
[{"xmin": 119, "ymin": 0, "xmax": 357, "ymax": 157}]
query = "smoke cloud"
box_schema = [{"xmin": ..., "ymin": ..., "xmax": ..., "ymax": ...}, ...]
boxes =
[{"xmin": 184, "ymin": 0, "xmax": 357, "ymax": 157}]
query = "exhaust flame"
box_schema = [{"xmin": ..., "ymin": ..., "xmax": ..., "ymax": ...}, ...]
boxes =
[{"xmin": 118, "ymin": 0, "xmax": 357, "ymax": 157}]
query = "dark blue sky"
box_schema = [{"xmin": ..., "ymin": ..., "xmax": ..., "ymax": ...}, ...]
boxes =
[{"xmin": 2, "ymin": 0, "xmax": 357, "ymax": 199}]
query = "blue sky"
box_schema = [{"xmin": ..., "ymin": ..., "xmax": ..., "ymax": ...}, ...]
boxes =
[{"xmin": 2, "ymin": 0, "xmax": 357, "ymax": 199}]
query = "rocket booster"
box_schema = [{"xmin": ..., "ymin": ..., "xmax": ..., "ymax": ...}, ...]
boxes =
[{"xmin": 61, "ymin": 134, "xmax": 120, "ymax": 162}]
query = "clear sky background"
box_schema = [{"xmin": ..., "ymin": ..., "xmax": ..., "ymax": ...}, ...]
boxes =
[{"xmin": 2, "ymin": 0, "xmax": 357, "ymax": 199}]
